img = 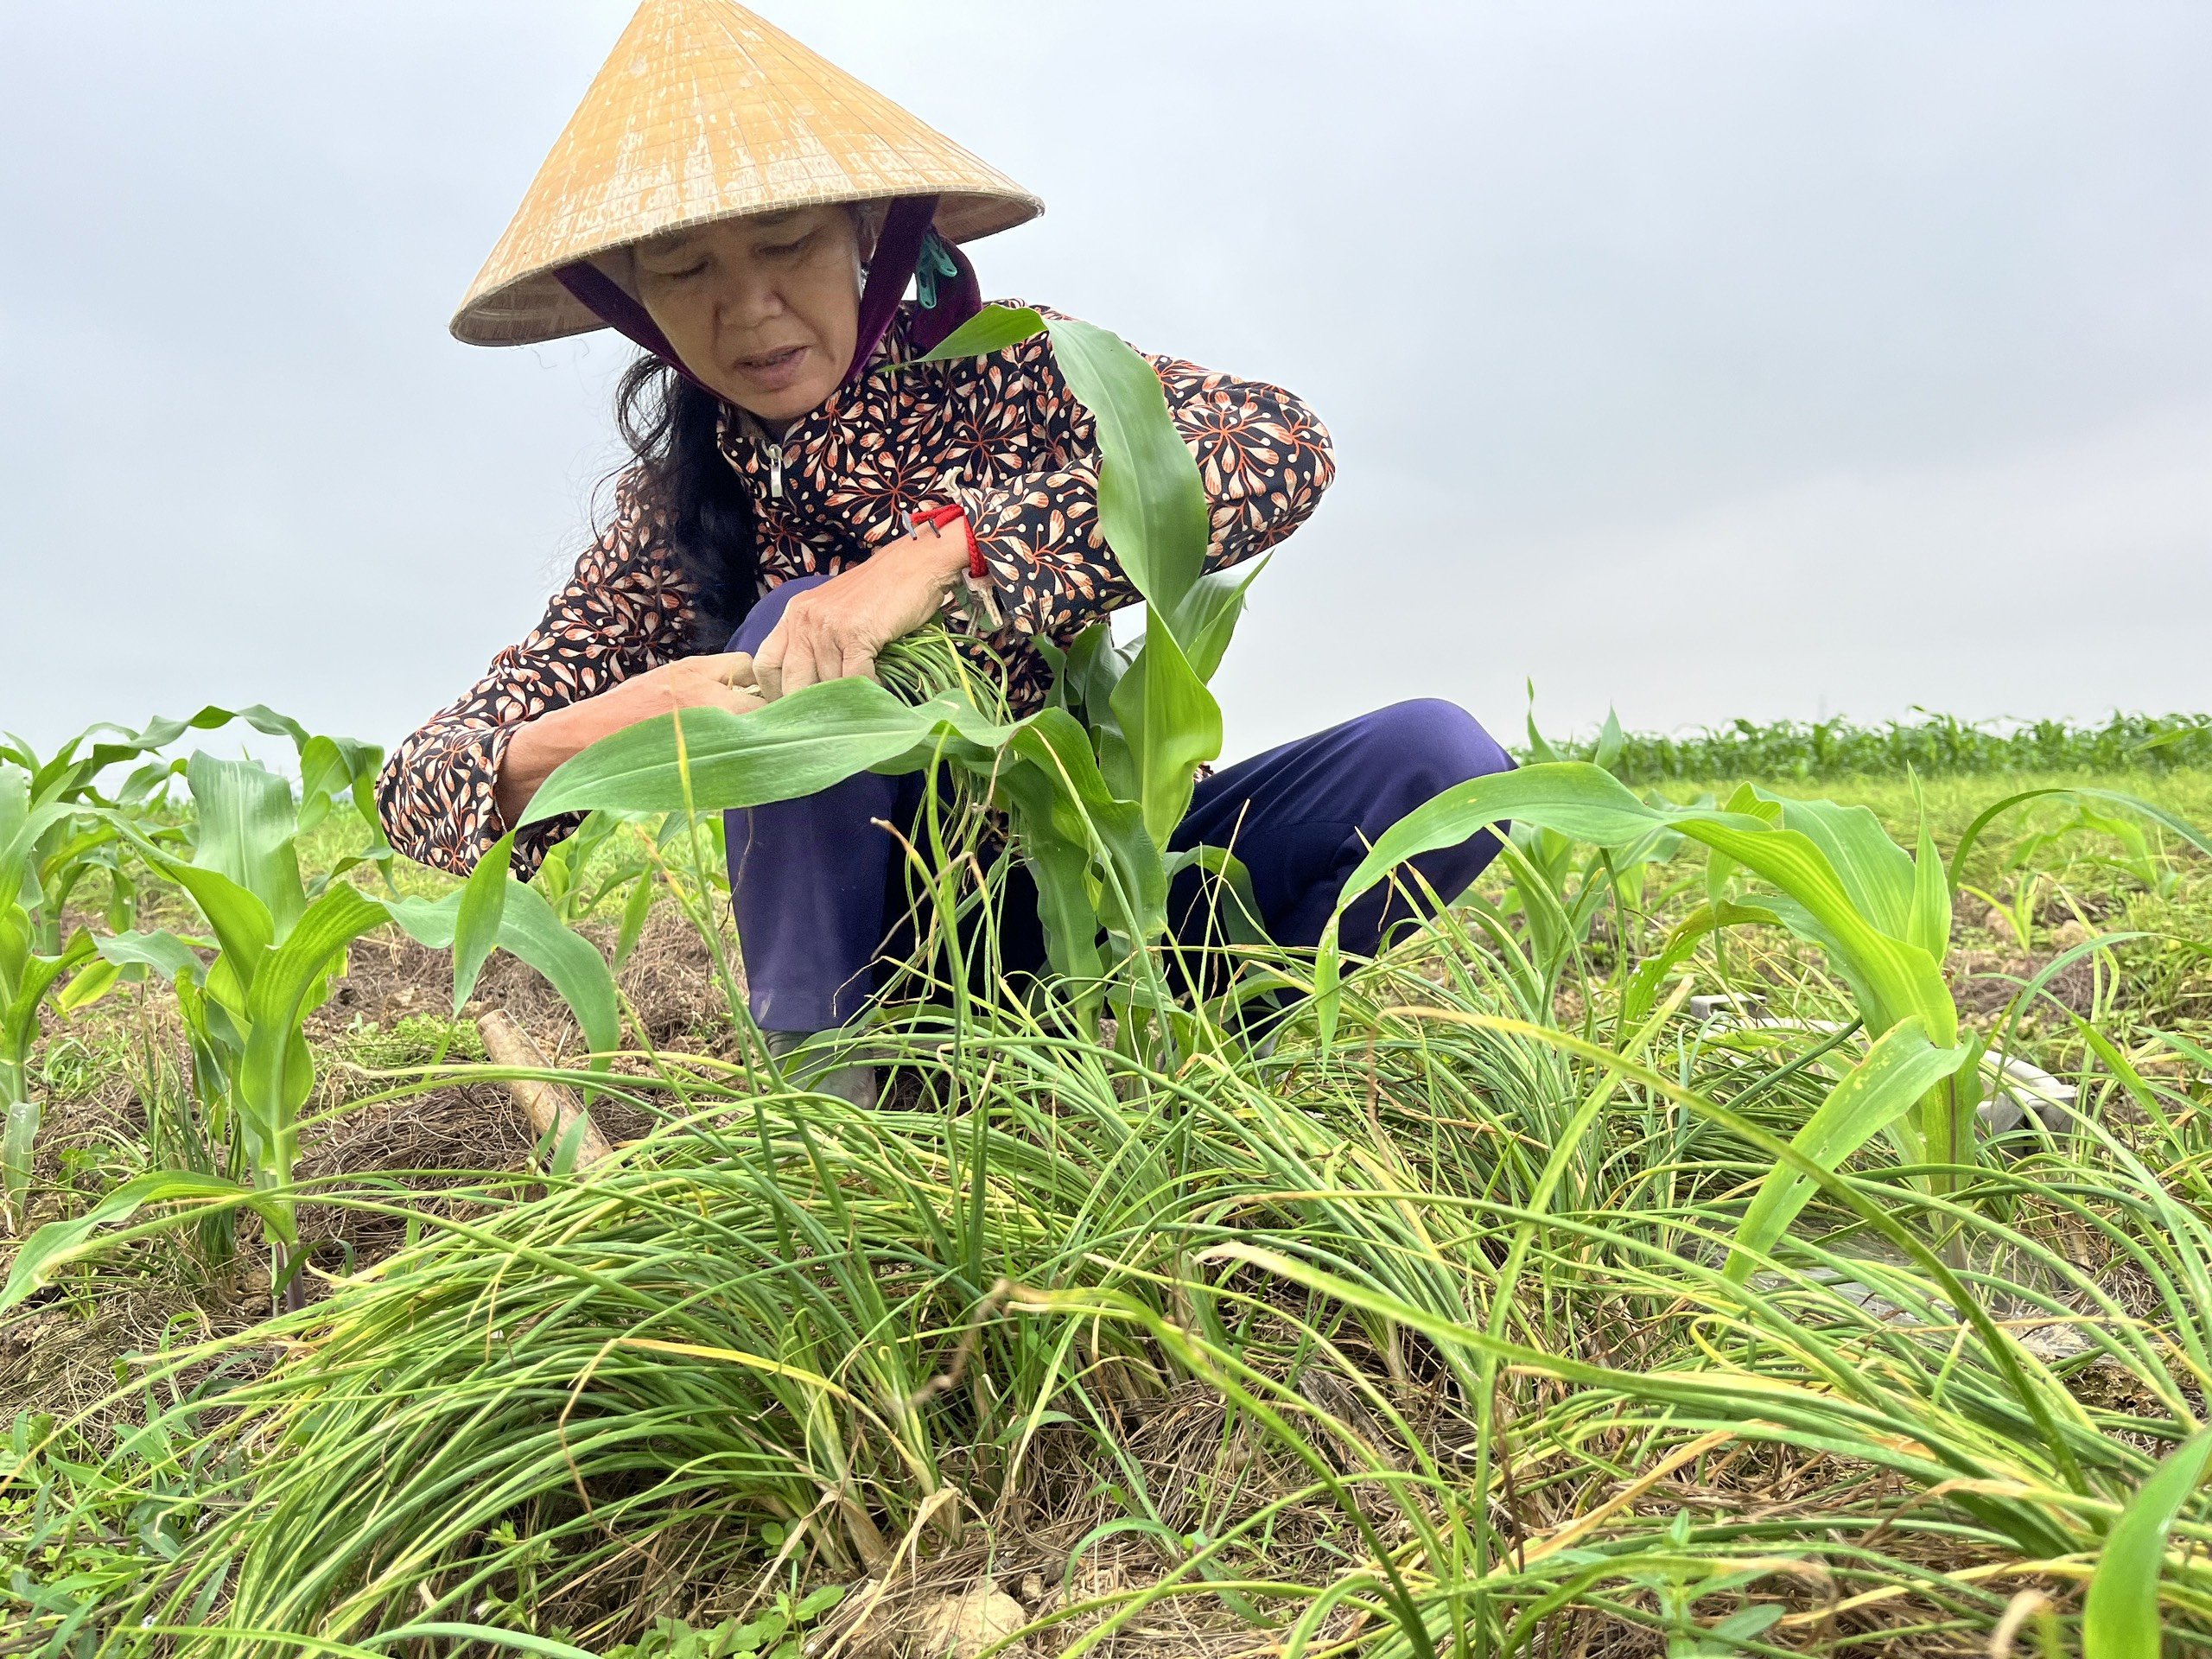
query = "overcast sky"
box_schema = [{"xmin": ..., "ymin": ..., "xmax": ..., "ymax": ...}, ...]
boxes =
[{"xmin": 3, "ymin": 1, "xmax": 2207, "ymax": 764}]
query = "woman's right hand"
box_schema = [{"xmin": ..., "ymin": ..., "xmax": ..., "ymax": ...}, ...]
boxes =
[{"xmin": 493, "ymin": 652, "xmax": 764, "ymax": 827}]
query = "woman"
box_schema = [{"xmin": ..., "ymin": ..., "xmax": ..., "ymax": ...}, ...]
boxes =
[{"xmin": 378, "ymin": 0, "xmax": 1513, "ymax": 1065}]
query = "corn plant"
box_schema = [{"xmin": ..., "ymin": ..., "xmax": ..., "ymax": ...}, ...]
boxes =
[
  {"xmin": 2, "ymin": 702, "xmax": 388, "ymax": 945},
  {"xmin": 3, "ymin": 754, "xmax": 620, "ymax": 1313},
  {"xmin": 0, "ymin": 707, "xmax": 394, "ymax": 1228},
  {"xmin": 0, "ymin": 774, "xmax": 101, "ymax": 1230},
  {"xmin": 523, "ymin": 306, "xmax": 1268, "ymax": 1043},
  {"xmin": 1317, "ymin": 760, "xmax": 2212, "ymax": 1274},
  {"xmin": 0, "ymin": 735, "xmax": 177, "ymax": 1223},
  {"xmin": 0, "ymin": 759, "xmax": 161, "ymax": 1229}
]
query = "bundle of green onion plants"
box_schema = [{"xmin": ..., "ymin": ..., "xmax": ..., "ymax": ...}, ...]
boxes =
[{"xmin": 17, "ymin": 880, "xmax": 2212, "ymax": 1655}]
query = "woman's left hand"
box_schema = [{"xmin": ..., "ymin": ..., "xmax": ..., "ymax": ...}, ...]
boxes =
[{"xmin": 751, "ymin": 519, "xmax": 971, "ymax": 700}]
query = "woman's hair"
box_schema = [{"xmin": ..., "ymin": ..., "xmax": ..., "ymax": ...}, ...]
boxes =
[{"xmin": 613, "ymin": 354, "xmax": 759, "ymax": 652}]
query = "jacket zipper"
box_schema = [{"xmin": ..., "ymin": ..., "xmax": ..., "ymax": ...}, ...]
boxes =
[{"xmin": 741, "ymin": 410, "xmax": 786, "ymax": 499}]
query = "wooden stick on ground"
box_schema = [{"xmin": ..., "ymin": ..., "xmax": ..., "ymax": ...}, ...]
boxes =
[{"xmin": 475, "ymin": 1009, "xmax": 613, "ymax": 1170}]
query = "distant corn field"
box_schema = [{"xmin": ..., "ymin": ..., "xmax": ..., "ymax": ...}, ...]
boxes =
[{"xmin": 1545, "ymin": 710, "xmax": 2212, "ymax": 781}]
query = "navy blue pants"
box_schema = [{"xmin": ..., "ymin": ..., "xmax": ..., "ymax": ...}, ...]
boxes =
[{"xmin": 726, "ymin": 575, "xmax": 1515, "ymax": 1030}]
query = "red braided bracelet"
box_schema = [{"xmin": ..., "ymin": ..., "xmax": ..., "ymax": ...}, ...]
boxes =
[{"xmin": 911, "ymin": 501, "xmax": 986, "ymax": 579}]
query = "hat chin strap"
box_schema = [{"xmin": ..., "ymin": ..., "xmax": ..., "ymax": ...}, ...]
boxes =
[
  {"xmin": 553, "ymin": 194, "xmax": 983, "ymax": 400},
  {"xmin": 552, "ymin": 262, "xmax": 716, "ymax": 394},
  {"xmin": 849, "ymin": 196, "xmax": 982, "ymax": 378}
]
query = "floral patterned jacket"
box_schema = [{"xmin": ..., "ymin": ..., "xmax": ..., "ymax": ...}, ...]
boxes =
[{"xmin": 375, "ymin": 302, "xmax": 1337, "ymax": 877}]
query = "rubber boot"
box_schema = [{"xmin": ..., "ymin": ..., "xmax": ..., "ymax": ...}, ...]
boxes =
[{"xmin": 763, "ymin": 1030, "xmax": 879, "ymax": 1110}]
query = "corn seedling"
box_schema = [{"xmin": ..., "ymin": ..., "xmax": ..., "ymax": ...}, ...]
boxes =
[{"xmin": 3, "ymin": 752, "xmax": 620, "ymax": 1313}]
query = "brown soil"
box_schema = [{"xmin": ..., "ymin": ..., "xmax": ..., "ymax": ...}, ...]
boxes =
[{"xmin": 1948, "ymin": 947, "xmax": 2099, "ymax": 1020}]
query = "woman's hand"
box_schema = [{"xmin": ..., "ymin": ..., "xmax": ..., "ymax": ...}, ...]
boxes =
[
  {"xmin": 494, "ymin": 653, "xmax": 764, "ymax": 826},
  {"xmin": 751, "ymin": 520, "xmax": 969, "ymax": 701}
]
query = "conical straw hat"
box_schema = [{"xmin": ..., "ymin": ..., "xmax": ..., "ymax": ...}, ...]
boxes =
[{"xmin": 453, "ymin": 0, "xmax": 1041, "ymax": 346}]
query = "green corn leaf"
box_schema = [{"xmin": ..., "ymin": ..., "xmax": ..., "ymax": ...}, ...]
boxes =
[
  {"xmin": 2, "ymin": 1097, "xmax": 35, "ymax": 1215},
  {"xmin": 54, "ymin": 955, "xmax": 123, "ymax": 1014},
  {"xmin": 489, "ymin": 879, "xmax": 621, "ymax": 1065},
  {"xmin": 4, "ymin": 930, "xmax": 99, "ymax": 1216},
  {"xmin": 386, "ymin": 884, "xmax": 618, "ymax": 1064},
  {"xmin": 1325, "ymin": 762, "xmax": 1957, "ymax": 1045},
  {"xmin": 0, "ymin": 905, "xmax": 23, "ymax": 1004},
  {"xmin": 1057, "ymin": 623, "xmax": 1137, "ymax": 799},
  {"xmin": 523, "ymin": 685, "xmax": 1014, "ymax": 823},
  {"xmin": 295, "ymin": 734, "xmax": 345, "ymax": 835},
  {"xmin": 19, "ymin": 702, "xmax": 333, "ymax": 817},
  {"xmin": 1045, "ymin": 315, "xmax": 1211, "ymax": 632},
  {"xmin": 382, "ymin": 893, "xmax": 460, "ymax": 949},
  {"xmin": 0, "ymin": 800, "xmax": 78, "ymax": 912},
  {"xmin": 1175, "ymin": 558, "xmax": 1271, "ymax": 686},
  {"xmin": 1719, "ymin": 783, "xmax": 1782, "ymax": 830},
  {"xmin": 2, "ymin": 930, "xmax": 94, "ymax": 1058},
  {"xmin": 1109, "ymin": 625, "xmax": 1221, "ymax": 849},
  {"xmin": 238, "ymin": 883, "xmax": 389, "ymax": 1190},
  {"xmin": 891, "ymin": 302, "xmax": 1047, "ymax": 369},
  {"xmin": 0, "ymin": 1170, "xmax": 266, "ymax": 1311},
  {"xmin": 995, "ymin": 759, "xmax": 1109, "ymax": 988},
  {"xmin": 2083, "ymin": 1427, "xmax": 2212, "ymax": 1659},
  {"xmin": 143, "ymin": 856, "xmax": 276, "ymax": 995},
  {"xmin": 111, "ymin": 701, "xmax": 309, "ymax": 756},
  {"xmin": 452, "ymin": 831, "xmax": 515, "ymax": 1011},
  {"xmin": 0, "ymin": 765, "xmax": 25, "ymax": 854},
  {"xmin": 1768, "ymin": 794, "xmax": 1918, "ymax": 939},
  {"xmin": 1060, "ymin": 620, "xmax": 1128, "ymax": 719},
  {"xmin": 296, "ymin": 731, "xmax": 386, "ymax": 838},
  {"xmin": 20, "ymin": 708, "xmax": 372, "ymax": 871},
  {"xmin": 1620, "ymin": 900, "xmax": 1778, "ymax": 1029},
  {"xmin": 1172, "ymin": 842, "xmax": 1271, "ymax": 949},
  {"xmin": 1337, "ymin": 765, "xmax": 1666, "ymax": 913},
  {"xmin": 1523, "ymin": 688, "xmax": 1565, "ymax": 766},
  {"xmin": 1592, "ymin": 709, "xmax": 1626, "ymax": 773},
  {"xmin": 1676, "ymin": 817, "xmax": 1955, "ymax": 1043},
  {"xmin": 613, "ymin": 870, "xmax": 656, "ymax": 969},
  {"xmin": 1907, "ymin": 796, "xmax": 1952, "ymax": 959},
  {"xmin": 36, "ymin": 823, "xmax": 123, "ymax": 908},
  {"xmin": 1723, "ymin": 1018, "xmax": 1970, "ymax": 1281},
  {"xmin": 1007, "ymin": 711, "xmax": 1167, "ymax": 946},
  {"xmin": 183, "ymin": 754, "xmax": 308, "ymax": 941},
  {"xmin": 93, "ymin": 928, "xmax": 210, "ymax": 986}
]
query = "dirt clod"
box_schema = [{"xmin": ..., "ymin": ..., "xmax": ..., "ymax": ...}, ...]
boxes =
[{"xmin": 909, "ymin": 1587, "xmax": 1031, "ymax": 1658}]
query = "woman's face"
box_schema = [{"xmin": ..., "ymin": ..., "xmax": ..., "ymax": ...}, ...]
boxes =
[{"xmin": 630, "ymin": 206, "xmax": 866, "ymax": 423}]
